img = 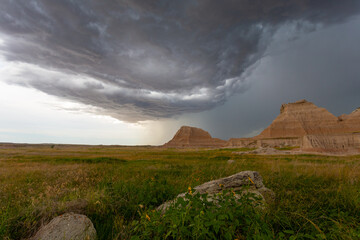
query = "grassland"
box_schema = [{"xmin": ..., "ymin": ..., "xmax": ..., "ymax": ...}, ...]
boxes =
[{"xmin": 0, "ymin": 144, "xmax": 359, "ymax": 239}]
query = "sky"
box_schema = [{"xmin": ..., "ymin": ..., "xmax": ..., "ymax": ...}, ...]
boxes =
[{"xmin": 0, "ymin": 0, "xmax": 360, "ymax": 145}]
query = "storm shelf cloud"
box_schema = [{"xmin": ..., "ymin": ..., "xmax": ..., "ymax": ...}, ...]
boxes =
[{"xmin": 0, "ymin": 0, "xmax": 359, "ymax": 122}]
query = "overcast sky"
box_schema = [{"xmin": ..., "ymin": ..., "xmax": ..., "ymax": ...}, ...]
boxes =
[{"xmin": 0, "ymin": 0, "xmax": 360, "ymax": 145}]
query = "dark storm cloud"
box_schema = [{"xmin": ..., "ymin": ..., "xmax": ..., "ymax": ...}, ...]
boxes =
[{"xmin": 0, "ymin": 0, "xmax": 359, "ymax": 121}]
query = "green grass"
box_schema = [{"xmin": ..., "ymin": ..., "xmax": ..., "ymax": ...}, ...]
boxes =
[
  {"xmin": 0, "ymin": 145, "xmax": 359, "ymax": 239},
  {"xmin": 275, "ymin": 146, "xmax": 300, "ymax": 151}
]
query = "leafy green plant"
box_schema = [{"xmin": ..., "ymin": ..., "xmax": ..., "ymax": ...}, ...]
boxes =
[{"xmin": 131, "ymin": 189, "xmax": 273, "ymax": 240}]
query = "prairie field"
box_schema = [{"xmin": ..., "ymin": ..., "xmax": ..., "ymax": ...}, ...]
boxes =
[{"xmin": 0, "ymin": 144, "xmax": 359, "ymax": 239}]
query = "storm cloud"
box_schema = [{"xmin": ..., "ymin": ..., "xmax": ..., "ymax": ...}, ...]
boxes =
[{"xmin": 0, "ymin": 0, "xmax": 359, "ymax": 121}]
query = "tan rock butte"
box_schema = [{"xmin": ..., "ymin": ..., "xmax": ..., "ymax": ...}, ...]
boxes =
[{"xmin": 163, "ymin": 126, "xmax": 226, "ymax": 148}]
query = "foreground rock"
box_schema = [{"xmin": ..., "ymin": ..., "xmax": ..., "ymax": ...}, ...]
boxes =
[
  {"xmin": 31, "ymin": 213, "xmax": 96, "ymax": 240},
  {"xmin": 163, "ymin": 126, "xmax": 226, "ymax": 148},
  {"xmin": 157, "ymin": 171, "xmax": 274, "ymax": 212}
]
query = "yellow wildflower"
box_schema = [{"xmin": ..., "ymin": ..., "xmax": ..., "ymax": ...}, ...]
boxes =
[
  {"xmin": 219, "ymin": 183, "xmax": 224, "ymax": 188},
  {"xmin": 188, "ymin": 186, "xmax": 192, "ymax": 195},
  {"xmin": 248, "ymin": 176, "xmax": 255, "ymax": 185},
  {"xmin": 146, "ymin": 214, "xmax": 151, "ymax": 221}
]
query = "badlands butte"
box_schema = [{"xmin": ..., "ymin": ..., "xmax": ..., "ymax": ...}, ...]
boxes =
[{"xmin": 164, "ymin": 100, "xmax": 360, "ymax": 154}]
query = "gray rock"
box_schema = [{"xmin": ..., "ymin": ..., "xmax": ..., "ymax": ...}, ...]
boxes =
[
  {"xmin": 31, "ymin": 212, "xmax": 96, "ymax": 240},
  {"xmin": 227, "ymin": 159, "xmax": 235, "ymax": 164},
  {"xmin": 157, "ymin": 171, "xmax": 275, "ymax": 212}
]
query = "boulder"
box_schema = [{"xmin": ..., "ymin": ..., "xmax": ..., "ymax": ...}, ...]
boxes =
[
  {"xmin": 31, "ymin": 212, "xmax": 96, "ymax": 240},
  {"xmin": 157, "ymin": 171, "xmax": 274, "ymax": 212}
]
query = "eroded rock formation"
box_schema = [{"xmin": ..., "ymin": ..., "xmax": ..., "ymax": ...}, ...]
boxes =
[
  {"xmin": 163, "ymin": 126, "xmax": 226, "ymax": 148},
  {"xmin": 163, "ymin": 100, "xmax": 360, "ymax": 153},
  {"xmin": 339, "ymin": 107, "xmax": 360, "ymax": 133},
  {"xmin": 302, "ymin": 134, "xmax": 360, "ymax": 152},
  {"xmin": 256, "ymin": 99, "xmax": 341, "ymax": 138},
  {"xmin": 226, "ymin": 100, "xmax": 360, "ymax": 153}
]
